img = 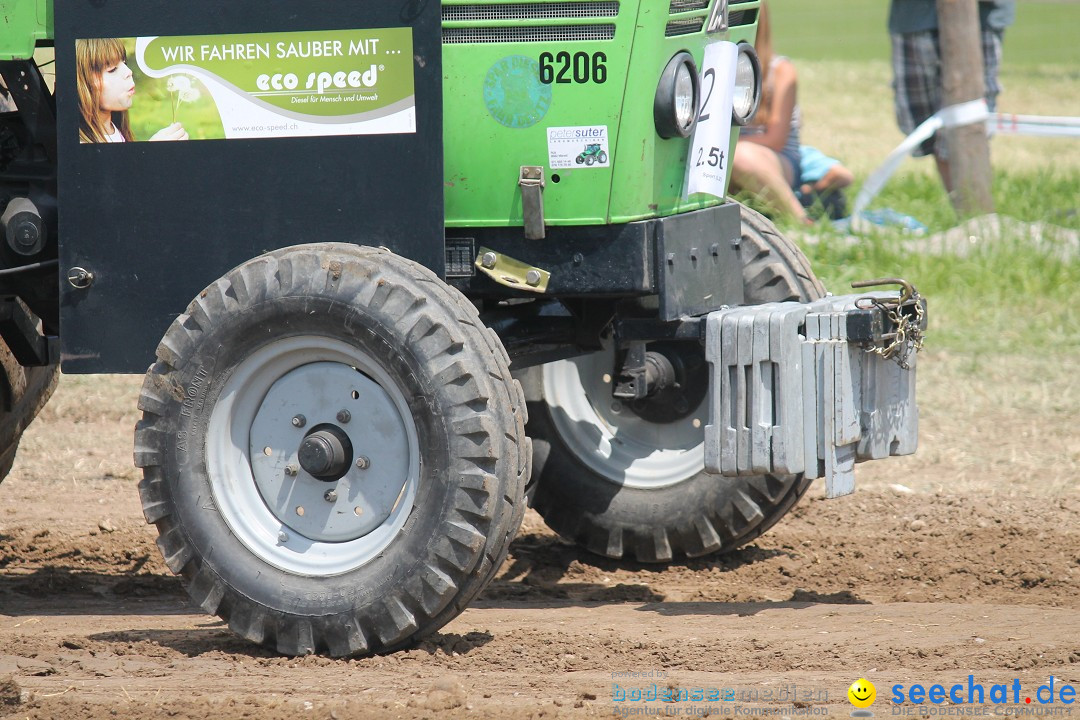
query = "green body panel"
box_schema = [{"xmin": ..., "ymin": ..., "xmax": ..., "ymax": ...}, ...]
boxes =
[
  {"xmin": 0, "ymin": 0, "xmax": 51, "ymax": 61},
  {"xmin": 441, "ymin": 4, "xmax": 637, "ymax": 228},
  {"xmin": 442, "ymin": 0, "xmax": 761, "ymax": 228},
  {"xmin": 609, "ymin": 2, "xmax": 759, "ymax": 224}
]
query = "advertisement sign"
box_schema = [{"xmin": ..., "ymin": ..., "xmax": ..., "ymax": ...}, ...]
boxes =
[
  {"xmin": 56, "ymin": 0, "xmax": 444, "ymax": 373},
  {"xmin": 76, "ymin": 29, "xmax": 416, "ymax": 143}
]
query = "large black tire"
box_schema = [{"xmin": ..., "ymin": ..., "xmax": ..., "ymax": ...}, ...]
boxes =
[
  {"xmin": 0, "ymin": 338, "xmax": 58, "ymax": 483},
  {"xmin": 135, "ymin": 244, "xmax": 529, "ymax": 656},
  {"xmin": 526, "ymin": 204, "xmax": 825, "ymax": 562}
]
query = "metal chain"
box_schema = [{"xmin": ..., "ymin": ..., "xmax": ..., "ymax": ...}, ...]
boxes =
[{"xmin": 852, "ymin": 279, "xmax": 926, "ymax": 370}]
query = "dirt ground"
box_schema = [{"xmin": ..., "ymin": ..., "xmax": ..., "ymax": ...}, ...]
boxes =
[{"xmin": 1, "ymin": 351, "xmax": 1078, "ymax": 720}]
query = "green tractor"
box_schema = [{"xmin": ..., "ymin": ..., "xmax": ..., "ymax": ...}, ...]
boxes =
[
  {"xmin": 576, "ymin": 143, "xmax": 608, "ymax": 166},
  {"xmin": 0, "ymin": 0, "xmax": 925, "ymax": 656}
]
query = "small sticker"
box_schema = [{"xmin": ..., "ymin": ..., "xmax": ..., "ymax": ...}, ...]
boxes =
[{"xmin": 547, "ymin": 125, "xmax": 610, "ymax": 169}]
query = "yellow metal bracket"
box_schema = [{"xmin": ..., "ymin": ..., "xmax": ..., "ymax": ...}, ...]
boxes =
[{"xmin": 474, "ymin": 247, "xmax": 550, "ymax": 293}]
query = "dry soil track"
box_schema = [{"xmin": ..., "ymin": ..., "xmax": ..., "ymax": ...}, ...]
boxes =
[{"xmin": 1, "ymin": 367, "xmax": 1078, "ymax": 719}]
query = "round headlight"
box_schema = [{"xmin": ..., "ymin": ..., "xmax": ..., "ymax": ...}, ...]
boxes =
[
  {"xmin": 674, "ymin": 63, "xmax": 697, "ymax": 132},
  {"xmin": 655, "ymin": 52, "xmax": 700, "ymax": 139},
  {"xmin": 732, "ymin": 43, "xmax": 762, "ymax": 126}
]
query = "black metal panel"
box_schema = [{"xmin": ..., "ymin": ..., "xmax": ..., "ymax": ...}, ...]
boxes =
[
  {"xmin": 449, "ymin": 220, "xmax": 655, "ymax": 297},
  {"xmin": 55, "ymin": 0, "xmax": 443, "ymax": 373},
  {"xmin": 450, "ymin": 203, "xmax": 745, "ymax": 310},
  {"xmin": 655, "ymin": 202, "xmax": 744, "ymax": 321}
]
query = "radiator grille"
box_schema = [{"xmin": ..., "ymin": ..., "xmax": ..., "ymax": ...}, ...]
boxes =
[
  {"xmin": 668, "ymin": 0, "xmax": 710, "ymax": 11},
  {"xmin": 665, "ymin": 17, "xmax": 706, "ymax": 36},
  {"xmin": 443, "ymin": 2, "xmax": 620, "ymax": 21},
  {"xmin": 728, "ymin": 8, "xmax": 758, "ymax": 26},
  {"xmin": 443, "ymin": 24, "xmax": 616, "ymax": 44}
]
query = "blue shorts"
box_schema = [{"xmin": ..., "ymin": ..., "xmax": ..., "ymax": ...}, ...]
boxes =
[{"xmin": 799, "ymin": 146, "xmax": 840, "ymax": 186}]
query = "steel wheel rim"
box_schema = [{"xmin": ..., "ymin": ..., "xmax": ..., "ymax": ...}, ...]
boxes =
[
  {"xmin": 542, "ymin": 346, "xmax": 706, "ymax": 490},
  {"xmin": 207, "ymin": 335, "xmax": 420, "ymax": 577}
]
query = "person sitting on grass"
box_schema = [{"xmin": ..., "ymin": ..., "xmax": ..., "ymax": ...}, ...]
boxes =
[{"xmin": 730, "ymin": 1, "xmax": 812, "ymax": 225}]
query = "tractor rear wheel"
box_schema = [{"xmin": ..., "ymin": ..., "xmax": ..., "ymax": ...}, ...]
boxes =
[
  {"xmin": 135, "ymin": 244, "xmax": 528, "ymax": 656},
  {"xmin": 526, "ymin": 204, "xmax": 825, "ymax": 562},
  {"xmin": 0, "ymin": 336, "xmax": 58, "ymax": 484}
]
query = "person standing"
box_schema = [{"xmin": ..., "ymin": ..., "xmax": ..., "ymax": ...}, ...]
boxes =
[{"xmin": 889, "ymin": 0, "xmax": 1015, "ymax": 191}]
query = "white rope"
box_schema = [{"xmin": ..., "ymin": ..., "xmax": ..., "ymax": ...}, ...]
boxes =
[{"xmin": 852, "ymin": 100, "xmax": 1080, "ymax": 217}]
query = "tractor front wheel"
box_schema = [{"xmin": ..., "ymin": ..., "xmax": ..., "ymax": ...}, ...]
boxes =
[{"xmin": 135, "ymin": 244, "xmax": 528, "ymax": 656}]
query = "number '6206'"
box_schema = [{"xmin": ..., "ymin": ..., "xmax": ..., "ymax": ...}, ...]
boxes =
[{"xmin": 539, "ymin": 51, "xmax": 607, "ymax": 85}]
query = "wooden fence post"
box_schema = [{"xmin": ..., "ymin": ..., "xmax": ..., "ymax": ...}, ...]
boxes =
[{"xmin": 937, "ymin": 0, "xmax": 995, "ymax": 215}]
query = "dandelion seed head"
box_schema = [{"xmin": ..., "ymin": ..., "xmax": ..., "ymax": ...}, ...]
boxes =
[
  {"xmin": 178, "ymin": 87, "xmax": 201, "ymax": 104},
  {"xmin": 167, "ymin": 75, "xmax": 193, "ymax": 93}
]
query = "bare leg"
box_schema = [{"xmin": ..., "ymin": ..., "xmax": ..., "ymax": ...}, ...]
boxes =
[
  {"xmin": 730, "ymin": 141, "xmax": 810, "ymax": 224},
  {"xmin": 814, "ymin": 163, "xmax": 854, "ymax": 194}
]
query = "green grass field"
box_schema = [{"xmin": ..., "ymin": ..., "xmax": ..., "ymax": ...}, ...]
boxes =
[
  {"xmin": 771, "ymin": 0, "xmax": 1080, "ymax": 66},
  {"xmin": 770, "ymin": 0, "xmax": 1080, "ymax": 177},
  {"xmin": 758, "ymin": 1, "xmax": 1080, "ymax": 367}
]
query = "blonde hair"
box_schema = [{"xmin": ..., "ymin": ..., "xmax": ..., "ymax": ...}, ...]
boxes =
[{"xmin": 76, "ymin": 38, "xmax": 134, "ymax": 143}]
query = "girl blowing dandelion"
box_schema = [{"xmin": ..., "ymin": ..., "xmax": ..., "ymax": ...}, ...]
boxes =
[{"xmin": 76, "ymin": 38, "xmax": 188, "ymax": 143}]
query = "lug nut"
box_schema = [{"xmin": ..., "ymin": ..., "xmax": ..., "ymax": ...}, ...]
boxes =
[
  {"xmin": 277, "ymin": 531, "xmax": 289, "ymax": 543},
  {"xmin": 481, "ymin": 252, "xmax": 497, "ymax": 269},
  {"xmin": 284, "ymin": 464, "xmax": 298, "ymax": 477},
  {"xmin": 337, "ymin": 409, "xmax": 351, "ymax": 424},
  {"xmin": 324, "ymin": 490, "xmax": 337, "ymax": 503},
  {"xmin": 355, "ymin": 456, "xmax": 370, "ymax": 470},
  {"xmin": 525, "ymin": 269, "xmax": 542, "ymax": 287},
  {"xmin": 291, "ymin": 414, "xmax": 306, "ymax": 428}
]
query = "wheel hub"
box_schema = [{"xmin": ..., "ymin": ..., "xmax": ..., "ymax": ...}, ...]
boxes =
[
  {"xmin": 627, "ymin": 344, "xmax": 709, "ymax": 425},
  {"xmin": 247, "ymin": 360, "xmax": 413, "ymax": 544},
  {"xmin": 298, "ymin": 426, "xmax": 353, "ymax": 481}
]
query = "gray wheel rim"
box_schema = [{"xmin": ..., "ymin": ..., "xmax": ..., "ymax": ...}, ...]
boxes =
[
  {"xmin": 206, "ymin": 335, "xmax": 420, "ymax": 577},
  {"xmin": 542, "ymin": 345, "xmax": 706, "ymax": 490}
]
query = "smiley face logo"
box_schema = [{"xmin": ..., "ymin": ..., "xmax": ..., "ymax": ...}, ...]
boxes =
[{"xmin": 848, "ymin": 678, "xmax": 876, "ymax": 709}]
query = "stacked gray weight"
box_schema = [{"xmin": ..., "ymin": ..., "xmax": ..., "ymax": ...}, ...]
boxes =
[{"xmin": 703, "ymin": 293, "xmax": 918, "ymax": 498}]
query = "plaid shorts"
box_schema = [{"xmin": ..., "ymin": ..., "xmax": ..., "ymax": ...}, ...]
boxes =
[{"xmin": 891, "ymin": 28, "xmax": 1003, "ymax": 158}]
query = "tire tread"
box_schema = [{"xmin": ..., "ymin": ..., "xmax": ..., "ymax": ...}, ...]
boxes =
[{"xmin": 136, "ymin": 244, "xmax": 528, "ymax": 656}]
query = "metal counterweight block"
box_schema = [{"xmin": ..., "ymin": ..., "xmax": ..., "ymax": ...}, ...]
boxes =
[{"xmin": 704, "ymin": 293, "xmax": 921, "ymax": 498}]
